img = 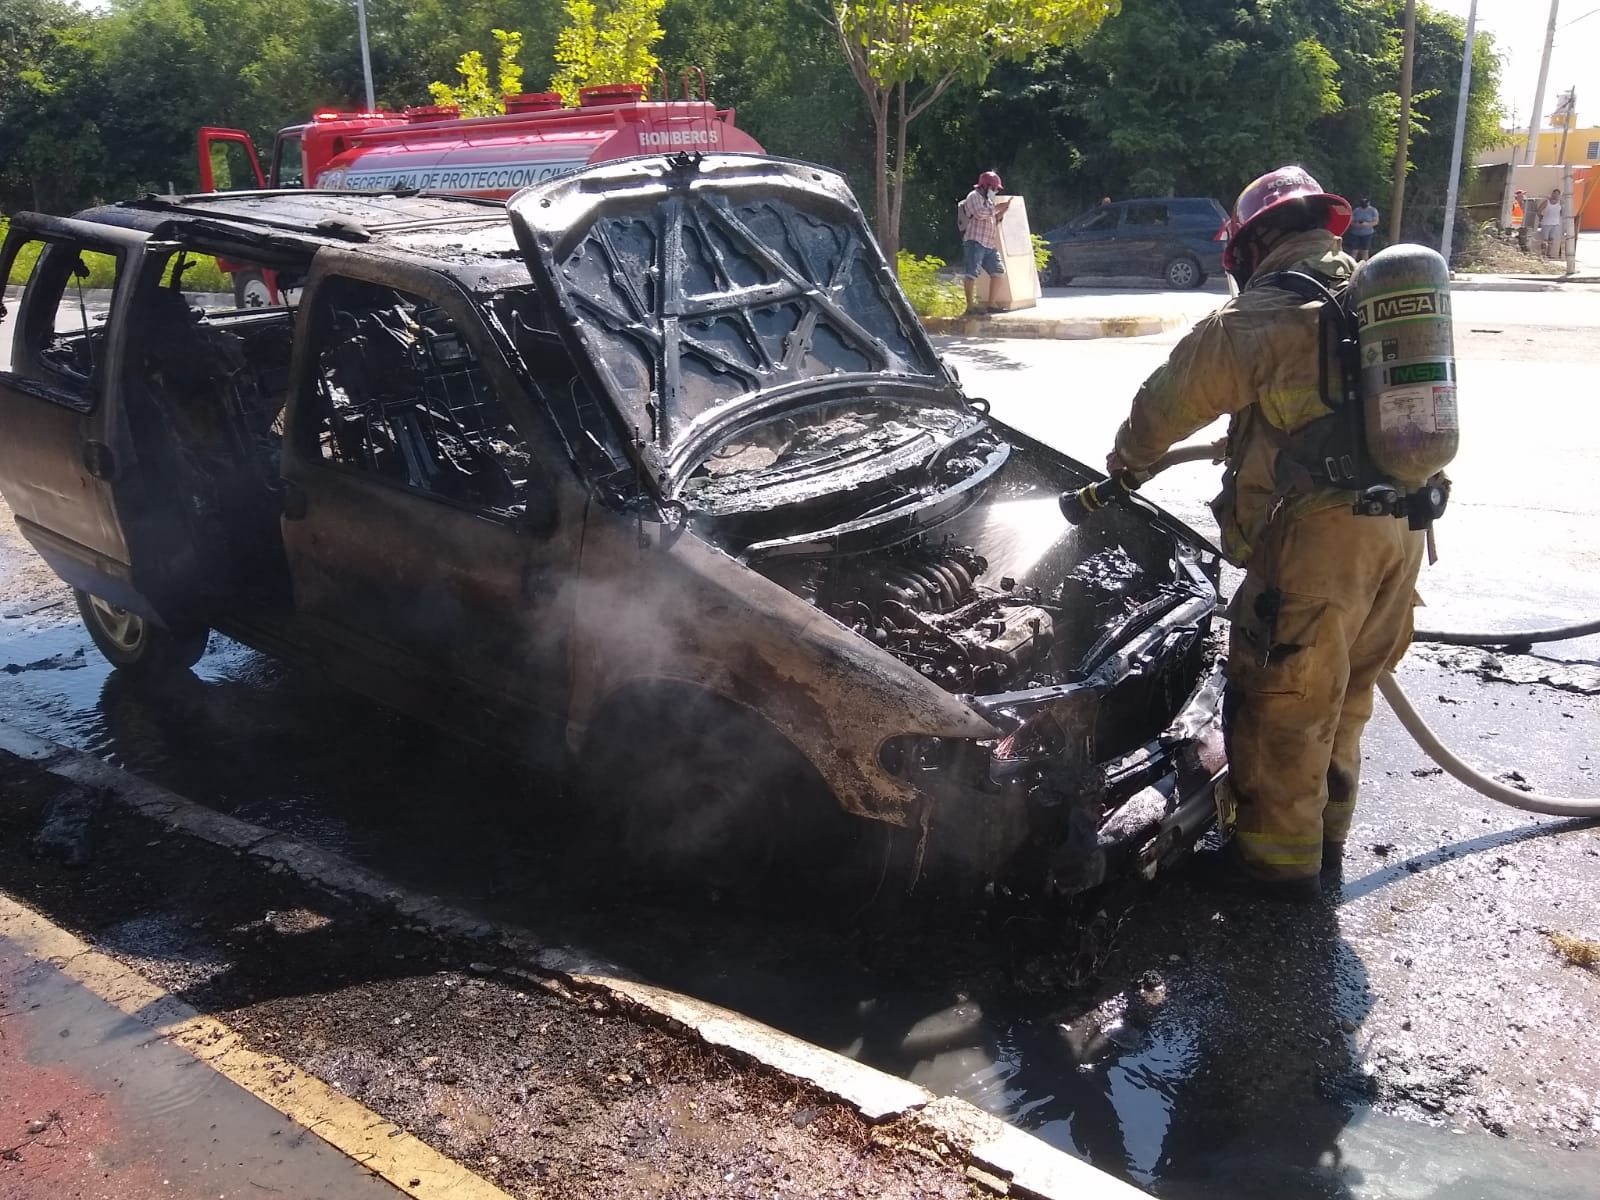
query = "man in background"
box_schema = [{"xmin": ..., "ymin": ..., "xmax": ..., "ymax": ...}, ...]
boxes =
[
  {"xmin": 958, "ymin": 171, "xmax": 1011, "ymax": 315},
  {"xmin": 1539, "ymin": 187, "xmax": 1563, "ymax": 258},
  {"xmin": 1345, "ymin": 196, "xmax": 1379, "ymax": 261}
]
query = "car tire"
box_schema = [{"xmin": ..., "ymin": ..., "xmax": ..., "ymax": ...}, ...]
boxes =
[
  {"xmin": 1164, "ymin": 255, "xmax": 1203, "ymax": 289},
  {"xmin": 577, "ymin": 688, "xmax": 887, "ymax": 905},
  {"xmin": 74, "ymin": 589, "xmax": 208, "ymax": 674},
  {"xmin": 1043, "ymin": 259, "xmax": 1072, "ymax": 287},
  {"xmin": 231, "ymin": 269, "xmax": 272, "ymax": 309}
]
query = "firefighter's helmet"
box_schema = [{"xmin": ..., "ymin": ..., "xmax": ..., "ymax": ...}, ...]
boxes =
[{"xmin": 1223, "ymin": 166, "xmax": 1352, "ymax": 272}]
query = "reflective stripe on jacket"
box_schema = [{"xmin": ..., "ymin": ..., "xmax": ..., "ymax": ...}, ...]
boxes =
[{"xmin": 1111, "ymin": 229, "xmax": 1357, "ymax": 564}]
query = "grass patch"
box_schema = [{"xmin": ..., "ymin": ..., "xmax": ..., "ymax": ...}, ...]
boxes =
[{"xmin": 4, "ymin": 216, "xmax": 231, "ymax": 293}]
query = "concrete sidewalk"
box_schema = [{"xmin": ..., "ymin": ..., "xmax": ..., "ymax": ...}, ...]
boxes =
[
  {"xmin": 924, "ymin": 281, "xmax": 1228, "ymax": 340},
  {"xmin": 924, "ymin": 258, "xmax": 1600, "ymax": 341}
]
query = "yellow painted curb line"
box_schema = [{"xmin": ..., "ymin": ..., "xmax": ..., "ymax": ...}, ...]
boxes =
[{"xmin": 0, "ymin": 894, "xmax": 513, "ymax": 1200}]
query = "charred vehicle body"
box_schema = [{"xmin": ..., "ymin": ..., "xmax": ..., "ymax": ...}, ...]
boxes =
[{"xmin": 0, "ymin": 155, "xmax": 1224, "ymax": 898}]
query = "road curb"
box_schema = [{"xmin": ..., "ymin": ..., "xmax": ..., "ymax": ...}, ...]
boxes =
[
  {"xmin": 923, "ymin": 312, "xmax": 1185, "ymax": 339},
  {"xmin": 1449, "ymin": 276, "xmax": 1565, "ymax": 292},
  {"xmin": 0, "ymin": 721, "xmax": 1146, "ymax": 1200}
]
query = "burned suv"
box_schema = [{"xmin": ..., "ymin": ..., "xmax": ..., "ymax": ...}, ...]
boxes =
[{"xmin": 0, "ymin": 155, "xmax": 1223, "ymax": 897}]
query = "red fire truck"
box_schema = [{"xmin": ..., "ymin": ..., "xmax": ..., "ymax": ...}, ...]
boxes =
[{"xmin": 198, "ymin": 80, "xmax": 764, "ymax": 305}]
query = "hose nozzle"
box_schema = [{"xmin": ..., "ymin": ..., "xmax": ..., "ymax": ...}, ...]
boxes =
[
  {"xmin": 1058, "ymin": 439, "xmax": 1228, "ymax": 527},
  {"xmin": 1059, "ymin": 471, "xmax": 1141, "ymax": 526}
]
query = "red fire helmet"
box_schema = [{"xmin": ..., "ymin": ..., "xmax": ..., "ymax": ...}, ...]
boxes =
[
  {"xmin": 976, "ymin": 171, "xmax": 1003, "ymax": 192},
  {"xmin": 1222, "ymin": 166, "xmax": 1353, "ymax": 271}
]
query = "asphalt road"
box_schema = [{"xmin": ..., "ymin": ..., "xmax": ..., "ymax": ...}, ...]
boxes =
[
  {"xmin": 930, "ymin": 281, "xmax": 1600, "ymax": 1192},
  {"xmin": 947, "ymin": 282, "xmax": 1600, "ymax": 656},
  {"xmin": 3, "ymin": 280, "xmax": 1600, "ymax": 1197}
]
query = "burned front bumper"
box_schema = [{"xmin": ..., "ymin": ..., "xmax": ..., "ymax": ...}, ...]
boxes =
[{"xmin": 908, "ymin": 579, "xmax": 1226, "ymax": 898}]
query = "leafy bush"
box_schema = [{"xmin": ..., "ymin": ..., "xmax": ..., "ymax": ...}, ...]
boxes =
[
  {"xmin": 2, "ymin": 218, "xmax": 46, "ymax": 287},
  {"xmin": 3, "ymin": 218, "xmax": 230, "ymax": 292},
  {"xmin": 167, "ymin": 255, "xmax": 230, "ymax": 293},
  {"xmin": 1031, "ymin": 233, "xmax": 1051, "ymax": 275},
  {"xmin": 896, "ymin": 250, "xmax": 965, "ymax": 319}
]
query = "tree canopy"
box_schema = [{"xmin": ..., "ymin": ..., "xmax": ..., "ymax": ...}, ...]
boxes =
[
  {"xmin": 0, "ymin": 0, "xmax": 1504, "ymax": 262},
  {"xmin": 832, "ymin": 0, "xmax": 1118, "ymax": 259},
  {"xmin": 551, "ymin": 0, "xmax": 667, "ymax": 102},
  {"xmin": 429, "ymin": 29, "xmax": 526, "ymax": 116}
]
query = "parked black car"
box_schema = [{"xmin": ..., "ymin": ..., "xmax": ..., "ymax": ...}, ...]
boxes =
[
  {"xmin": 0, "ymin": 156, "xmax": 1225, "ymax": 899},
  {"xmin": 1041, "ymin": 198, "xmax": 1229, "ymax": 289}
]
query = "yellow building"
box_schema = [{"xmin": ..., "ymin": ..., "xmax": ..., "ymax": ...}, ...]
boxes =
[
  {"xmin": 1512, "ymin": 126, "xmax": 1600, "ymax": 166},
  {"xmin": 1476, "ymin": 103, "xmax": 1600, "ymax": 233}
]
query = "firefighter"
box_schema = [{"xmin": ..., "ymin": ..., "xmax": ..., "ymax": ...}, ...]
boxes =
[{"xmin": 1105, "ymin": 166, "xmax": 1426, "ymax": 902}]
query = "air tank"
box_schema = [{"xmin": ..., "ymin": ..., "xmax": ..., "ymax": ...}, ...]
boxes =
[{"xmin": 1350, "ymin": 243, "xmax": 1458, "ymax": 489}]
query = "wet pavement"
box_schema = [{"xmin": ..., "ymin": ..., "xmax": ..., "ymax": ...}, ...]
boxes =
[
  {"xmin": 0, "ymin": 926, "xmax": 409, "ymax": 1200},
  {"xmin": 0, "ymin": 760, "xmax": 982, "ymax": 1200},
  {"xmin": 4, "ymin": 283, "xmax": 1600, "ymax": 1196},
  {"xmin": 5, "ymin": 516, "xmax": 1600, "ymax": 1198}
]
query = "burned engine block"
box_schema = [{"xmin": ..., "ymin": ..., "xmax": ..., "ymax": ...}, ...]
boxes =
[{"xmin": 766, "ymin": 545, "xmax": 1054, "ymax": 691}]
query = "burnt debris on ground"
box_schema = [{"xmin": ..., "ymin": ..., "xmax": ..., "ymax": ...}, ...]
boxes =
[{"xmin": 0, "ymin": 750, "xmax": 984, "ymax": 1200}]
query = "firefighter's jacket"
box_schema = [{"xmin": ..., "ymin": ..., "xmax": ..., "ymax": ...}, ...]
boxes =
[{"xmin": 1112, "ymin": 229, "xmax": 1357, "ymax": 564}]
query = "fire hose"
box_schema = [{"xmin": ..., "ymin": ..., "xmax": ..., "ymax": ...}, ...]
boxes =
[{"xmin": 1060, "ymin": 444, "xmax": 1600, "ymax": 818}]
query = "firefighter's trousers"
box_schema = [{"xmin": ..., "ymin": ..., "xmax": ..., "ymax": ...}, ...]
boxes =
[{"xmin": 1221, "ymin": 504, "xmax": 1426, "ymax": 880}]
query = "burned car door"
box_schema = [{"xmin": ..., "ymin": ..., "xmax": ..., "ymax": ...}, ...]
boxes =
[
  {"xmin": 0, "ymin": 216, "xmax": 173, "ymax": 617},
  {"xmin": 279, "ymin": 251, "xmax": 571, "ymax": 756}
]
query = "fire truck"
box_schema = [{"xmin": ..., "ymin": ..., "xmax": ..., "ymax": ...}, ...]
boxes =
[{"xmin": 198, "ymin": 79, "xmax": 764, "ymax": 306}]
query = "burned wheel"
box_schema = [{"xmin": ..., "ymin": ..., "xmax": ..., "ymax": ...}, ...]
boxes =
[
  {"xmin": 578, "ymin": 689, "xmax": 880, "ymax": 902},
  {"xmin": 74, "ymin": 589, "xmax": 208, "ymax": 674}
]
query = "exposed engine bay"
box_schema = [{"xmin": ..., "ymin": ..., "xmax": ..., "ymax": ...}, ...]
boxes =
[
  {"xmin": 762, "ymin": 545, "xmax": 1057, "ymax": 693},
  {"xmin": 711, "ymin": 419, "xmax": 1224, "ymax": 896}
]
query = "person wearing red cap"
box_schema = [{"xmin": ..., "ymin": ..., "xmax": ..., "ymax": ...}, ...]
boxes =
[
  {"xmin": 1105, "ymin": 165, "xmax": 1426, "ymax": 902},
  {"xmin": 957, "ymin": 170, "xmax": 1010, "ymax": 314}
]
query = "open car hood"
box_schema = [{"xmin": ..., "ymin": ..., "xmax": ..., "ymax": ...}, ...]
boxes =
[{"xmin": 507, "ymin": 154, "xmax": 957, "ymax": 494}]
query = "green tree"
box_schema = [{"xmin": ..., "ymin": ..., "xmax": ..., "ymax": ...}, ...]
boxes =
[
  {"xmin": 892, "ymin": 0, "xmax": 1503, "ymax": 259},
  {"xmin": 1390, "ymin": 2, "xmax": 1503, "ymax": 243},
  {"xmin": 1071, "ymin": 0, "xmax": 1345, "ymax": 199},
  {"xmin": 550, "ymin": 0, "xmax": 667, "ymax": 102},
  {"xmin": 829, "ymin": 0, "xmax": 1117, "ymax": 262},
  {"xmin": 430, "ymin": 28, "xmax": 526, "ymax": 115},
  {"xmin": 0, "ymin": 0, "xmax": 110, "ymax": 211},
  {"xmin": 659, "ymin": 0, "xmax": 872, "ymax": 186}
]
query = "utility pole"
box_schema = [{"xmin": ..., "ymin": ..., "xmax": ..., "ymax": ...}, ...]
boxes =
[
  {"xmin": 1390, "ymin": 0, "xmax": 1417, "ymax": 242},
  {"xmin": 1554, "ymin": 88, "xmax": 1576, "ymax": 163},
  {"xmin": 1523, "ymin": 0, "xmax": 1559, "ymax": 165},
  {"xmin": 1439, "ymin": 0, "xmax": 1478, "ymax": 266},
  {"xmin": 356, "ymin": 0, "xmax": 376, "ymax": 112},
  {"xmin": 1564, "ymin": 167, "xmax": 1577, "ymax": 272}
]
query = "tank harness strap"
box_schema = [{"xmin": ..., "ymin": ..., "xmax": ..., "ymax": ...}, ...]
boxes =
[{"xmin": 1246, "ymin": 269, "xmax": 1370, "ymax": 495}]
